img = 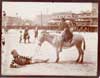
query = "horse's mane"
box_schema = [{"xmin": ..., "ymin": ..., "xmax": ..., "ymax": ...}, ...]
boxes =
[{"xmin": 40, "ymin": 30, "xmax": 62, "ymax": 41}]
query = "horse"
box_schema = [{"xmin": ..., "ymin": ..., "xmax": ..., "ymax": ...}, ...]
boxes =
[
  {"xmin": 23, "ymin": 30, "xmax": 30, "ymax": 43},
  {"xmin": 38, "ymin": 31, "xmax": 86, "ymax": 64}
]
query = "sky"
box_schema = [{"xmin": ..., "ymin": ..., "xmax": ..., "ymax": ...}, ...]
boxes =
[{"xmin": 2, "ymin": 2, "xmax": 92, "ymax": 20}]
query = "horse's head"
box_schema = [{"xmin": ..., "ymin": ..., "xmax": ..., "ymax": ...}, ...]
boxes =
[{"xmin": 38, "ymin": 30, "xmax": 49, "ymax": 46}]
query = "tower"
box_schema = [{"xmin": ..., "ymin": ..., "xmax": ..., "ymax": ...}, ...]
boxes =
[{"xmin": 92, "ymin": 3, "xmax": 98, "ymax": 16}]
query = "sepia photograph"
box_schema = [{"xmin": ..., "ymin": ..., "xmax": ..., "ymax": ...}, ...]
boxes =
[{"xmin": 1, "ymin": 2, "xmax": 98, "ymax": 76}]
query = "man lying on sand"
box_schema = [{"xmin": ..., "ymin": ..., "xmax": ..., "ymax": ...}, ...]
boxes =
[{"xmin": 10, "ymin": 49, "xmax": 49, "ymax": 68}]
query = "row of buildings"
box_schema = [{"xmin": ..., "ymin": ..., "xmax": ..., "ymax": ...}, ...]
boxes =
[
  {"xmin": 2, "ymin": 3, "xmax": 98, "ymax": 32},
  {"xmin": 34, "ymin": 3, "xmax": 98, "ymax": 32},
  {"xmin": 2, "ymin": 16, "xmax": 34, "ymax": 26}
]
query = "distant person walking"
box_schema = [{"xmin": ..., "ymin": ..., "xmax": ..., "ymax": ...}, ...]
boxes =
[
  {"xmin": 19, "ymin": 29, "xmax": 23, "ymax": 43},
  {"xmin": 23, "ymin": 28, "xmax": 30, "ymax": 43},
  {"xmin": 2, "ymin": 11, "xmax": 8, "ymax": 33},
  {"xmin": 34, "ymin": 27, "xmax": 38, "ymax": 39}
]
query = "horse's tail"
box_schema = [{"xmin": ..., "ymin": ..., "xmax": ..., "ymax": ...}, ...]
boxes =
[{"xmin": 82, "ymin": 38, "xmax": 86, "ymax": 50}]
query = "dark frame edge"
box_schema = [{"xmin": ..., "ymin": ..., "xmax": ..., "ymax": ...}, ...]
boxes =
[{"xmin": 0, "ymin": 0, "xmax": 99, "ymax": 78}]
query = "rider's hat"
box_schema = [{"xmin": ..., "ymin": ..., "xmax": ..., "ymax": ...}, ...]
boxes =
[
  {"xmin": 61, "ymin": 17, "xmax": 66, "ymax": 21},
  {"xmin": 25, "ymin": 27, "xmax": 28, "ymax": 30}
]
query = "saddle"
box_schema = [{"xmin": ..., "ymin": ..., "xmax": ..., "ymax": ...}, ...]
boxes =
[{"xmin": 62, "ymin": 32, "xmax": 73, "ymax": 43}]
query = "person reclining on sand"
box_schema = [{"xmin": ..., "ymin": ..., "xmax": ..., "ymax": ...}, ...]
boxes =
[{"xmin": 10, "ymin": 49, "xmax": 49, "ymax": 68}]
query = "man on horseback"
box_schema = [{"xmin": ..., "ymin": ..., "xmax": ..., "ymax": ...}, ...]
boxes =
[{"xmin": 59, "ymin": 18, "xmax": 73, "ymax": 52}]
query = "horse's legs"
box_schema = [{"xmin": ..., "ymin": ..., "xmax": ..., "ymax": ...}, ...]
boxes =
[
  {"xmin": 55, "ymin": 48, "xmax": 60, "ymax": 63},
  {"xmin": 56, "ymin": 54, "xmax": 59, "ymax": 63},
  {"xmin": 76, "ymin": 46, "xmax": 81, "ymax": 63},
  {"xmin": 76, "ymin": 41, "xmax": 83, "ymax": 63},
  {"xmin": 56, "ymin": 52, "xmax": 60, "ymax": 63},
  {"xmin": 79, "ymin": 49, "xmax": 84, "ymax": 63},
  {"xmin": 76, "ymin": 42, "xmax": 84, "ymax": 64},
  {"xmin": 59, "ymin": 41, "xmax": 64, "ymax": 52}
]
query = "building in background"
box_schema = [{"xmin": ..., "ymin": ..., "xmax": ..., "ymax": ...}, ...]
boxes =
[
  {"xmin": 2, "ymin": 3, "xmax": 98, "ymax": 31},
  {"xmin": 74, "ymin": 3, "xmax": 98, "ymax": 32},
  {"xmin": 33, "ymin": 14, "xmax": 52, "ymax": 26},
  {"xmin": 2, "ymin": 16, "xmax": 34, "ymax": 26}
]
